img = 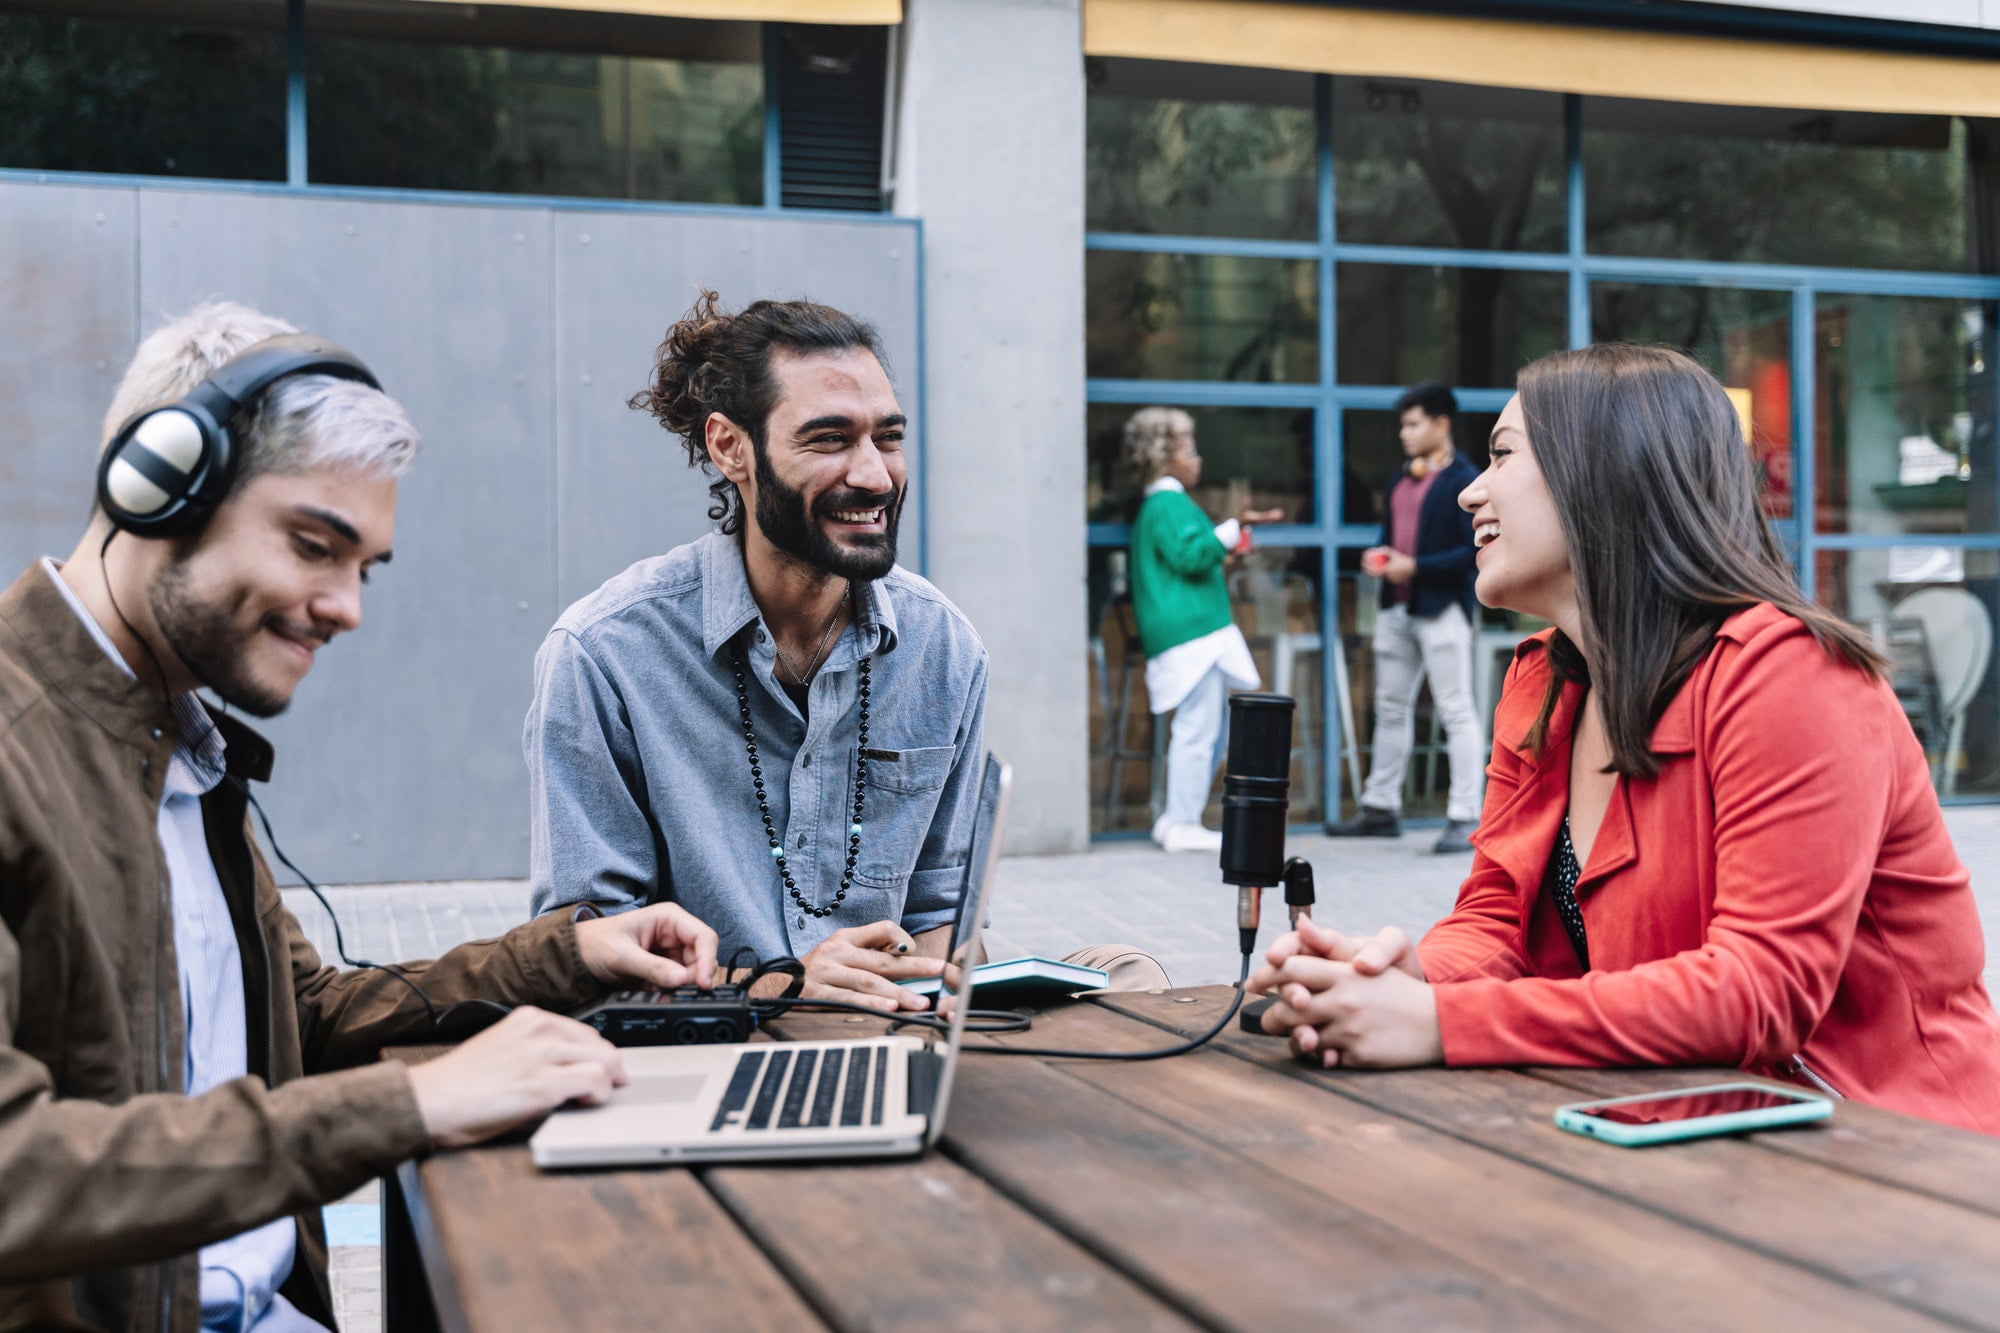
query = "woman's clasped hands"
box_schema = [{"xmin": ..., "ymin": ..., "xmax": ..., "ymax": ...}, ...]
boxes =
[{"xmin": 1249, "ymin": 918, "xmax": 1444, "ymax": 1069}]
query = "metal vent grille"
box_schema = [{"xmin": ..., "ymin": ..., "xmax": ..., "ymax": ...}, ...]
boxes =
[{"xmin": 776, "ymin": 24, "xmax": 888, "ymax": 212}]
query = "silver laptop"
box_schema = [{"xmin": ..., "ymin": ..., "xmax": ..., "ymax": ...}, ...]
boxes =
[{"xmin": 530, "ymin": 756, "xmax": 1010, "ymax": 1169}]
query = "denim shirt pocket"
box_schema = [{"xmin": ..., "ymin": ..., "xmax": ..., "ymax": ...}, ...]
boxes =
[{"xmin": 852, "ymin": 744, "xmax": 955, "ymax": 887}]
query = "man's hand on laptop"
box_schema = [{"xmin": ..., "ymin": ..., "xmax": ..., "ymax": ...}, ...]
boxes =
[
  {"xmin": 785, "ymin": 921, "xmax": 945, "ymax": 1013},
  {"xmin": 575, "ymin": 902, "xmax": 719, "ymax": 991},
  {"xmin": 407, "ymin": 1007, "xmax": 627, "ymax": 1149}
]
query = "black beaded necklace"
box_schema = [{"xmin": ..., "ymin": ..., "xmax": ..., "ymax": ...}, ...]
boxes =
[{"xmin": 732, "ymin": 641, "xmax": 871, "ymax": 921}]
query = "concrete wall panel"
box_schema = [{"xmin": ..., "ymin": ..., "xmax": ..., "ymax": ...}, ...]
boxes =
[
  {"xmin": 550, "ymin": 211, "xmax": 921, "ymax": 609},
  {"xmin": 137, "ymin": 190, "xmax": 558, "ymax": 884},
  {"xmin": 0, "ymin": 184, "xmax": 138, "ymax": 578},
  {"xmin": 900, "ymin": 0, "xmax": 1091, "ymax": 854},
  {"xmin": 5, "ymin": 178, "xmax": 925, "ymax": 883}
]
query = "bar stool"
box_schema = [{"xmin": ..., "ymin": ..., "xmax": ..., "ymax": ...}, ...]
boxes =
[{"xmin": 1099, "ymin": 597, "xmax": 1169, "ymax": 828}]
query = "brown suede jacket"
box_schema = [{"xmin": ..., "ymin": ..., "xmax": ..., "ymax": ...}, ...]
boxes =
[{"xmin": 0, "ymin": 564, "xmax": 606, "ymax": 1332}]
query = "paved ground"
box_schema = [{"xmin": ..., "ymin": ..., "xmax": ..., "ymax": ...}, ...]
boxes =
[
  {"xmin": 284, "ymin": 807, "xmax": 2000, "ymax": 997},
  {"xmin": 293, "ymin": 806, "xmax": 2000, "ymax": 1333}
]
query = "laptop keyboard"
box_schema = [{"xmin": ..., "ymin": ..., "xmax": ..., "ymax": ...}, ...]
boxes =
[{"xmin": 711, "ymin": 1047, "xmax": 887, "ymax": 1134}]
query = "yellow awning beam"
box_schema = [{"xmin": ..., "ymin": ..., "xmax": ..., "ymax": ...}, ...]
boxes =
[
  {"xmin": 400, "ymin": 0, "xmax": 900, "ymax": 23},
  {"xmin": 1085, "ymin": 0, "xmax": 2000, "ymax": 120}
]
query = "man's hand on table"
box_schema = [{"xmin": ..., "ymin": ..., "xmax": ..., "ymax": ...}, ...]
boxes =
[
  {"xmin": 575, "ymin": 902, "xmax": 718, "ymax": 990},
  {"xmin": 407, "ymin": 1007, "xmax": 626, "ymax": 1149},
  {"xmin": 1249, "ymin": 919, "xmax": 1442, "ymax": 1068},
  {"xmin": 770, "ymin": 920, "xmax": 945, "ymax": 1013}
]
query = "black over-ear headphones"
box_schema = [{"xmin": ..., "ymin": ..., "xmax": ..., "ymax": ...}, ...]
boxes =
[{"xmin": 97, "ymin": 334, "xmax": 382, "ymax": 539}]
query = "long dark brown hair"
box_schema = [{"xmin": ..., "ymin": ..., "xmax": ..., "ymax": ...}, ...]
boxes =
[{"xmin": 1517, "ymin": 343, "xmax": 1884, "ymax": 776}]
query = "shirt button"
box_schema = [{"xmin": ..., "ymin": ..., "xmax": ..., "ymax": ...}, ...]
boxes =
[
  {"xmin": 149, "ymin": 726, "xmax": 163, "ymax": 740},
  {"xmin": 756, "ymin": 629, "xmax": 767, "ymax": 642}
]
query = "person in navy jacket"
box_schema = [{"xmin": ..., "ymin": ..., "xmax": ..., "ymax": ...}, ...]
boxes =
[{"xmin": 1329, "ymin": 382, "xmax": 1484, "ymax": 853}]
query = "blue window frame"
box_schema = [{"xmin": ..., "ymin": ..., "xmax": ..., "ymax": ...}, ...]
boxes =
[{"xmin": 1087, "ymin": 74, "xmax": 2000, "ymax": 823}]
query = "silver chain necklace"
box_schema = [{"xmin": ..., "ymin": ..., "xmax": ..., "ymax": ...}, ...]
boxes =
[{"xmin": 773, "ymin": 583, "xmax": 851, "ymax": 686}]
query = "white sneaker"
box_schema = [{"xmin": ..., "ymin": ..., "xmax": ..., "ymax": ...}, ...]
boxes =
[
  {"xmin": 1150, "ymin": 814, "xmax": 1174, "ymax": 848},
  {"xmin": 1159, "ymin": 822, "xmax": 1223, "ymax": 854}
]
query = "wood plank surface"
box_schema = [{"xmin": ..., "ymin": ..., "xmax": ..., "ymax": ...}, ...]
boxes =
[
  {"xmin": 411, "ymin": 1147, "xmax": 825, "ymax": 1333},
  {"xmin": 998, "ymin": 999, "xmax": 1951, "ymax": 1332},
  {"xmin": 1522, "ymin": 1065, "xmax": 2000, "ymax": 1218},
  {"xmin": 940, "ymin": 1049, "xmax": 1583, "ymax": 1326},
  {"xmin": 1100, "ymin": 987, "xmax": 2000, "ymax": 1330},
  {"xmin": 704, "ymin": 1156, "xmax": 1198, "ymax": 1332}
]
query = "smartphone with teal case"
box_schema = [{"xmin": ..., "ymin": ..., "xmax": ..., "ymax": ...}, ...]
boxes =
[{"xmin": 1554, "ymin": 1081, "xmax": 1832, "ymax": 1146}]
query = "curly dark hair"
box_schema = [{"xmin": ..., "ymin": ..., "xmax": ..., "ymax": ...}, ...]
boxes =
[{"xmin": 629, "ymin": 288, "xmax": 885, "ymax": 534}]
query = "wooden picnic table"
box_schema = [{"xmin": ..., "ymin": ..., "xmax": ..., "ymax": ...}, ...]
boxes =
[{"xmin": 380, "ymin": 986, "xmax": 2000, "ymax": 1331}]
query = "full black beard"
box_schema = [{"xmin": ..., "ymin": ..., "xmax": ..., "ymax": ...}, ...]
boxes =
[
  {"xmin": 148, "ymin": 558, "xmax": 294, "ymax": 718},
  {"xmin": 752, "ymin": 442, "xmax": 901, "ymax": 581}
]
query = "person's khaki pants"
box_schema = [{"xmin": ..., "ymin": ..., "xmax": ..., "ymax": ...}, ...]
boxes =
[{"xmin": 1359, "ymin": 602, "xmax": 1486, "ymax": 823}]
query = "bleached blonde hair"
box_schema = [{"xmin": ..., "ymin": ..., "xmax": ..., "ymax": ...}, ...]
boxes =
[
  {"xmin": 102, "ymin": 301, "xmax": 420, "ymax": 486},
  {"xmin": 1121, "ymin": 406, "xmax": 1194, "ymax": 483}
]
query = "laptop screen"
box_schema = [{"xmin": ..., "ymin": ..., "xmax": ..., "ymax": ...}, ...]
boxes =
[
  {"xmin": 924, "ymin": 754, "xmax": 1009, "ymax": 1146},
  {"xmin": 945, "ymin": 754, "xmax": 1006, "ymax": 960}
]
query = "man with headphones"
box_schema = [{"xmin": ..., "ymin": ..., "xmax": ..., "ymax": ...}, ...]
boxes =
[{"xmin": 0, "ymin": 302, "xmax": 721, "ymax": 1333}]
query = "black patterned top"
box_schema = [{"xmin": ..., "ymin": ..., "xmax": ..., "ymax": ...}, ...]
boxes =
[{"xmin": 1546, "ymin": 815, "xmax": 1589, "ymax": 972}]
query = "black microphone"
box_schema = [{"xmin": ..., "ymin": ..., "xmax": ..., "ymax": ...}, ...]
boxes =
[{"xmin": 1220, "ymin": 693, "xmax": 1295, "ymax": 954}]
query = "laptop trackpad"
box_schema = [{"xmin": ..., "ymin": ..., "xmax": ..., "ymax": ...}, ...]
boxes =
[{"xmin": 624, "ymin": 1074, "xmax": 708, "ymax": 1105}]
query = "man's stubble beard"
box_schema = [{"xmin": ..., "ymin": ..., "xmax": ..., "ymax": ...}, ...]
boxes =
[
  {"xmin": 751, "ymin": 441, "xmax": 901, "ymax": 582},
  {"xmin": 148, "ymin": 555, "xmax": 294, "ymax": 718}
]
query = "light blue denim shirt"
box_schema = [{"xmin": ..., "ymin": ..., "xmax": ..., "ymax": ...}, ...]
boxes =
[{"xmin": 525, "ymin": 533, "xmax": 988, "ymax": 963}]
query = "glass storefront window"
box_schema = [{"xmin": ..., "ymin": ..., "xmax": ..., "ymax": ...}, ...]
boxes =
[
  {"xmin": 1341, "ymin": 410, "xmax": 1496, "ymax": 525},
  {"xmin": 1086, "ymin": 404, "xmax": 1315, "ymax": 526},
  {"xmin": 1337, "ymin": 265, "xmax": 1565, "ymax": 389},
  {"xmin": 1334, "ymin": 77, "xmax": 1565, "ymax": 253},
  {"xmin": 1087, "ymin": 251, "xmax": 1318, "ymax": 383},
  {"xmin": 1592, "ymin": 284, "xmax": 1795, "ymax": 519},
  {"xmin": 1083, "ymin": 59, "xmax": 2000, "ymax": 810},
  {"xmin": 1815, "ymin": 547, "xmax": 1999, "ymax": 797},
  {"xmin": 1088, "ymin": 545, "xmax": 1326, "ymax": 833},
  {"xmin": 0, "ymin": 12, "xmax": 284, "ymax": 180},
  {"xmin": 1584, "ymin": 98, "xmax": 1984, "ymax": 272},
  {"xmin": 1816, "ymin": 295, "xmax": 1998, "ymax": 536},
  {"xmin": 1085, "ymin": 87, "xmax": 1315, "ymax": 240},
  {"xmin": 307, "ymin": 37, "xmax": 763, "ymax": 204}
]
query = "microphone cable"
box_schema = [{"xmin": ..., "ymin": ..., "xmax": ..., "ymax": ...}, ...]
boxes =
[
  {"xmin": 726, "ymin": 952, "xmax": 1032, "ymax": 1034},
  {"xmin": 92, "ymin": 528, "xmax": 506, "ymax": 1035},
  {"xmin": 236, "ymin": 775, "xmax": 512, "ymax": 1034},
  {"xmin": 956, "ymin": 949, "xmax": 1252, "ymax": 1062}
]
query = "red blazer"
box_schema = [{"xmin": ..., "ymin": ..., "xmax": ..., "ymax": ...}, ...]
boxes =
[{"xmin": 1421, "ymin": 603, "xmax": 2000, "ymax": 1135}]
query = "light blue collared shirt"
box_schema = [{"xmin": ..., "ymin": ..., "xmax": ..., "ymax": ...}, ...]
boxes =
[
  {"xmin": 43, "ymin": 560, "xmax": 320, "ymax": 1333},
  {"xmin": 525, "ymin": 533, "xmax": 988, "ymax": 962}
]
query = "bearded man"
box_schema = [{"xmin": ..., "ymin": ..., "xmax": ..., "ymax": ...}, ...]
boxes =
[{"xmin": 526, "ymin": 292, "xmax": 989, "ymax": 1012}]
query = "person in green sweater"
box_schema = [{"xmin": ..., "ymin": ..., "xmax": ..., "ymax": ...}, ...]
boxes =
[{"xmin": 1124, "ymin": 407, "xmax": 1283, "ymax": 852}]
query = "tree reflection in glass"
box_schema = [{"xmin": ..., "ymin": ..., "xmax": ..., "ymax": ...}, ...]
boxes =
[
  {"xmin": 1334, "ymin": 77, "xmax": 1565, "ymax": 253},
  {"xmin": 1085, "ymin": 62, "xmax": 1315, "ymax": 240},
  {"xmin": 1585, "ymin": 99, "xmax": 1990, "ymax": 274},
  {"xmin": 1086, "ymin": 251, "xmax": 1318, "ymax": 383}
]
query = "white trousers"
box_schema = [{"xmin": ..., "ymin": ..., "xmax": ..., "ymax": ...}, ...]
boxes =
[
  {"xmin": 1359, "ymin": 602, "xmax": 1485, "ymax": 822},
  {"xmin": 1164, "ymin": 663, "xmax": 1230, "ymax": 825}
]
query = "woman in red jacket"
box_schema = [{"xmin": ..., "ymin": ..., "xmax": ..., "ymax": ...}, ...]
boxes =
[{"xmin": 1253, "ymin": 343, "xmax": 2000, "ymax": 1135}]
